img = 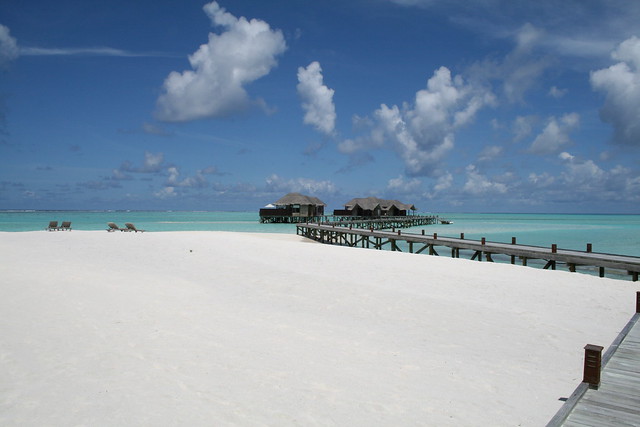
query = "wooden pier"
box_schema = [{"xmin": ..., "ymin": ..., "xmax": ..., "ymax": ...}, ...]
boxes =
[
  {"xmin": 296, "ymin": 223, "xmax": 640, "ymax": 281},
  {"xmin": 324, "ymin": 215, "xmax": 439, "ymax": 230},
  {"xmin": 548, "ymin": 293, "xmax": 640, "ymax": 426}
]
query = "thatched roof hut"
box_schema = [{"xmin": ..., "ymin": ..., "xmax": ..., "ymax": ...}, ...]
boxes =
[
  {"xmin": 274, "ymin": 193, "xmax": 326, "ymax": 208},
  {"xmin": 339, "ymin": 197, "xmax": 416, "ymax": 217},
  {"xmin": 260, "ymin": 193, "xmax": 326, "ymax": 223}
]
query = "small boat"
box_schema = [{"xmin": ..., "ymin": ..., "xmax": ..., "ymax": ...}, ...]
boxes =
[{"xmin": 440, "ymin": 220, "xmax": 453, "ymax": 224}]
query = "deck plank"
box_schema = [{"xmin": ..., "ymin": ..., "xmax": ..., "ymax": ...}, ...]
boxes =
[{"xmin": 559, "ymin": 317, "xmax": 640, "ymax": 426}]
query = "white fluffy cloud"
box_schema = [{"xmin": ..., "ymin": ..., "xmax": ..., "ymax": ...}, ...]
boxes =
[
  {"xmin": 120, "ymin": 151, "xmax": 165, "ymax": 173},
  {"xmin": 297, "ymin": 61, "xmax": 336, "ymax": 136},
  {"xmin": 165, "ymin": 166, "xmax": 212, "ymax": 188},
  {"xmin": 387, "ymin": 175, "xmax": 422, "ymax": 193},
  {"xmin": 590, "ymin": 36, "xmax": 640, "ymax": 146},
  {"xmin": 528, "ymin": 113, "xmax": 579, "ymax": 155},
  {"xmin": 340, "ymin": 66, "xmax": 494, "ymax": 176},
  {"xmin": 265, "ymin": 174, "xmax": 337, "ymax": 195},
  {"xmin": 155, "ymin": 2, "xmax": 286, "ymax": 122},
  {"xmin": 0, "ymin": 24, "xmax": 19, "ymax": 67},
  {"xmin": 477, "ymin": 145, "xmax": 503, "ymax": 162},
  {"xmin": 462, "ymin": 165, "xmax": 508, "ymax": 195},
  {"xmin": 548, "ymin": 86, "xmax": 567, "ymax": 98}
]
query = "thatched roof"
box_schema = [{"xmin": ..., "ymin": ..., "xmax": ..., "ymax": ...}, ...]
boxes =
[
  {"xmin": 344, "ymin": 197, "xmax": 416, "ymax": 211},
  {"xmin": 274, "ymin": 192, "xmax": 326, "ymax": 206}
]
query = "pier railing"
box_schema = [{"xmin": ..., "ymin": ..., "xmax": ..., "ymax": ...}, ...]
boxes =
[{"xmin": 297, "ymin": 223, "xmax": 640, "ymax": 281}]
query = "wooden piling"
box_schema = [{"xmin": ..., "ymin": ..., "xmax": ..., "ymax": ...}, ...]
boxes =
[{"xmin": 583, "ymin": 344, "xmax": 604, "ymax": 388}]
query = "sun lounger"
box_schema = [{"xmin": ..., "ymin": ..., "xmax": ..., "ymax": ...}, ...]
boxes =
[
  {"xmin": 59, "ymin": 221, "xmax": 72, "ymax": 231},
  {"xmin": 125, "ymin": 223, "xmax": 145, "ymax": 233},
  {"xmin": 46, "ymin": 221, "xmax": 59, "ymax": 231},
  {"xmin": 107, "ymin": 222, "xmax": 124, "ymax": 232}
]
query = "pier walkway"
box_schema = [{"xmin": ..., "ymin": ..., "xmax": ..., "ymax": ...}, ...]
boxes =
[
  {"xmin": 324, "ymin": 215, "xmax": 438, "ymax": 230},
  {"xmin": 548, "ymin": 300, "xmax": 640, "ymax": 426},
  {"xmin": 297, "ymin": 223, "xmax": 640, "ymax": 281}
]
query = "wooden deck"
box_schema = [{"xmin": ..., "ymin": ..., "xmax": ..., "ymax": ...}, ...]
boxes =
[
  {"xmin": 297, "ymin": 223, "xmax": 640, "ymax": 281},
  {"xmin": 548, "ymin": 311, "xmax": 640, "ymax": 426},
  {"xmin": 323, "ymin": 215, "xmax": 439, "ymax": 229}
]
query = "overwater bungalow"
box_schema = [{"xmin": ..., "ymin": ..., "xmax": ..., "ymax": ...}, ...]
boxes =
[
  {"xmin": 333, "ymin": 197, "xmax": 416, "ymax": 217},
  {"xmin": 259, "ymin": 192, "xmax": 327, "ymax": 223}
]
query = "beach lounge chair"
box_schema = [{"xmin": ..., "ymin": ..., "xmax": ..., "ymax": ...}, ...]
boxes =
[
  {"xmin": 59, "ymin": 221, "xmax": 72, "ymax": 231},
  {"xmin": 46, "ymin": 221, "xmax": 59, "ymax": 231},
  {"xmin": 107, "ymin": 222, "xmax": 124, "ymax": 232},
  {"xmin": 125, "ymin": 223, "xmax": 145, "ymax": 233}
]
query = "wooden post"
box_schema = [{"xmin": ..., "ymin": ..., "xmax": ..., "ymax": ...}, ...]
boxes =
[
  {"xmin": 460, "ymin": 233, "xmax": 464, "ymax": 239},
  {"xmin": 481, "ymin": 237, "xmax": 486, "ymax": 245},
  {"xmin": 599, "ymin": 267, "xmax": 605, "ymax": 278},
  {"xmin": 422, "ymin": 229, "xmax": 425, "ymax": 235},
  {"xmin": 433, "ymin": 233, "xmax": 437, "ymax": 239},
  {"xmin": 586, "ymin": 243, "xmax": 592, "ymax": 253},
  {"xmin": 512, "ymin": 237, "xmax": 516, "ymax": 244},
  {"xmin": 636, "ymin": 291, "xmax": 640, "ymax": 313},
  {"xmin": 583, "ymin": 344, "xmax": 604, "ymax": 388},
  {"xmin": 397, "ymin": 230, "xmax": 401, "ymax": 236},
  {"xmin": 551, "ymin": 244, "xmax": 557, "ymax": 253}
]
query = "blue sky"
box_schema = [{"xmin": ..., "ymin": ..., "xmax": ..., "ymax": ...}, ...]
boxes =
[{"xmin": 1, "ymin": 0, "xmax": 639, "ymax": 213}]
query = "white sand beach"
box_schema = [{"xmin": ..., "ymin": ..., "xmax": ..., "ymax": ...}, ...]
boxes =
[{"xmin": 1, "ymin": 231, "xmax": 638, "ymax": 426}]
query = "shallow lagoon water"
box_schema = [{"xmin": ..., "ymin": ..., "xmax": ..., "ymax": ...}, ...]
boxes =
[{"xmin": 1, "ymin": 211, "xmax": 639, "ymax": 257}]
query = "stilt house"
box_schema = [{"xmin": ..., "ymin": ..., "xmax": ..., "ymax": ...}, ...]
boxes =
[
  {"xmin": 259, "ymin": 192, "xmax": 326, "ymax": 223},
  {"xmin": 333, "ymin": 197, "xmax": 416, "ymax": 217}
]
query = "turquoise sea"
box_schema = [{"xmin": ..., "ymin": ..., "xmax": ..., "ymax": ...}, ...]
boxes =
[{"xmin": 1, "ymin": 211, "xmax": 639, "ymax": 257}]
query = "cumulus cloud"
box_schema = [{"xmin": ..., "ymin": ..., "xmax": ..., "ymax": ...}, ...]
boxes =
[
  {"xmin": 558, "ymin": 151, "xmax": 606, "ymax": 188},
  {"xmin": 297, "ymin": 61, "xmax": 336, "ymax": 136},
  {"xmin": 154, "ymin": 187, "xmax": 177, "ymax": 199},
  {"xmin": 477, "ymin": 145, "xmax": 503, "ymax": 162},
  {"xmin": 165, "ymin": 166, "xmax": 221, "ymax": 188},
  {"xmin": 528, "ymin": 113, "xmax": 579, "ymax": 155},
  {"xmin": 119, "ymin": 152, "xmax": 165, "ymax": 173},
  {"xmin": 0, "ymin": 24, "xmax": 18, "ymax": 68},
  {"xmin": 155, "ymin": 1, "xmax": 286, "ymax": 122},
  {"xmin": 462, "ymin": 164, "xmax": 508, "ymax": 195},
  {"xmin": 265, "ymin": 174, "xmax": 337, "ymax": 195},
  {"xmin": 340, "ymin": 66, "xmax": 494, "ymax": 176},
  {"xmin": 548, "ymin": 86, "xmax": 567, "ymax": 98},
  {"xmin": 590, "ymin": 36, "xmax": 640, "ymax": 145},
  {"xmin": 387, "ymin": 175, "xmax": 422, "ymax": 193},
  {"xmin": 521, "ymin": 152, "xmax": 640, "ymax": 205}
]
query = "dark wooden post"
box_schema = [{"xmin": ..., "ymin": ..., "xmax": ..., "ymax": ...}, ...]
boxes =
[
  {"xmin": 551, "ymin": 244, "xmax": 557, "ymax": 253},
  {"xmin": 636, "ymin": 291, "xmax": 640, "ymax": 313},
  {"xmin": 433, "ymin": 233, "xmax": 437, "ymax": 239},
  {"xmin": 583, "ymin": 344, "xmax": 604, "ymax": 388},
  {"xmin": 397, "ymin": 230, "xmax": 401, "ymax": 236},
  {"xmin": 421, "ymin": 229, "xmax": 425, "ymax": 235},
  {"xmin": 586, "ymin": 243, "xmax": 592, "ymax": 253},
  {"xmin": 481, "ymin": 237, "xmax": 486, "ymax": 245},
  {"xmin": 460, "ymin": 233, "xmax": 464, "ymax": 239},
  {"xmin": 512, "ymin": 237, "xmax": 516, "ymax": 244}
]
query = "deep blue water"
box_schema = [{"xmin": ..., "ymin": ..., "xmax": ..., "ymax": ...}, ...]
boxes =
[{"xmin": 1, "ymin": 211, "xmax": 639, "ymax": 257}]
